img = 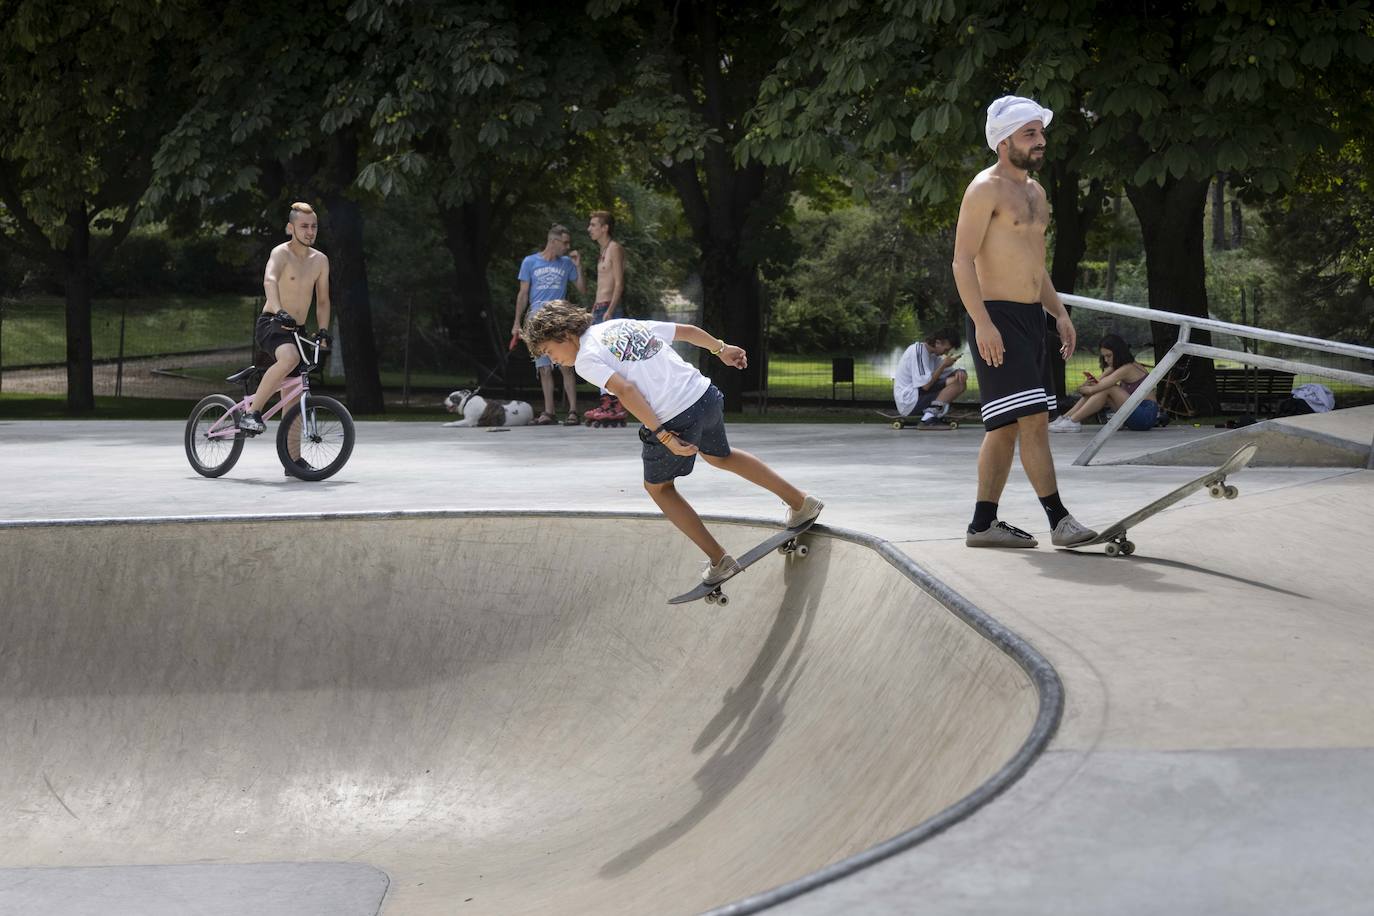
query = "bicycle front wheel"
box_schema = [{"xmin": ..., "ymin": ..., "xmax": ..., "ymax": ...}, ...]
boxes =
[
  {"xmin": 185, "ymin": 394, "xmax": 245, "ymax": 478},
  {"xmin": 278, "ymin": 395, "xmax": 355, "ymax": 481}
]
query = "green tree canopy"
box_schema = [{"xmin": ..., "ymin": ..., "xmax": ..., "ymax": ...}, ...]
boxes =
[{"xmin": 0, "ymin": 0, "xmax": 203, "ymax": 409}]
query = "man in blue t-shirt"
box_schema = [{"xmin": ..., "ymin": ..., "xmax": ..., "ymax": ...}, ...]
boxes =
[{"xmin": 512, "ymin": 224, "xmax": 587, "ymax": 424}]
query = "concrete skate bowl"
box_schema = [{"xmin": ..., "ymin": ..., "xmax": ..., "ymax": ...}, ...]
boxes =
[{"xmin": 0, "ymin": 512, "xmax": 1060, "ymax": 915}]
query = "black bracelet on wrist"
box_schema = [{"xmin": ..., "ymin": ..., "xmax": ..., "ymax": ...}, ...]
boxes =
[{"xmin": 651, "ymin": 425, "xmax": 667, "ymax": 437}]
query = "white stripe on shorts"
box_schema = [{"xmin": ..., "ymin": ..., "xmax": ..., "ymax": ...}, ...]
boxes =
[
  {"xmin": 981, "ymin": 387, "xmax": 1048, "ymax": 420},
  {"xmin": 981, "ymin": 396, "xmax": 1047, "ymax": 422}
]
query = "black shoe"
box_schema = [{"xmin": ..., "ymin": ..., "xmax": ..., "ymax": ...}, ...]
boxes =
[{"xmin": 238, "ymin": 410, "xmax": 265, "ymax": 435}]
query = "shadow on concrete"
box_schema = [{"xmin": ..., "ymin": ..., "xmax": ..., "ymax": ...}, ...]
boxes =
[
  {"xmin": 189, "ymin": 476, "xmax": 358, "ymax": 490},
  {"xmin": 599, "ymin": 542, "xmax": 831, "ymax": 879},
  {"xmin": 1022, "ymin": 550, "xmax": 1310, "ymax": 600}
]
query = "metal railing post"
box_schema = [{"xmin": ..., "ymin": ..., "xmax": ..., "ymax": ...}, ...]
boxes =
[{"xmin": 1074, "ymin": 324, "xmax": 1190, "ymax": 466}]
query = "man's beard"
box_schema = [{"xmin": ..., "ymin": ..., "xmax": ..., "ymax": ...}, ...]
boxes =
[{"xmin": 1008, "ymin": 145, "xmax": 1045, "ymax": 171}]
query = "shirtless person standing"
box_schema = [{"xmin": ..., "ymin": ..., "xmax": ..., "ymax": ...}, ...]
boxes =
[
  {"xmin": 239, "ymin": 201, "xmax": 331, "ymax": 436},
  {"xmin": 584, "ymin": 209, "xmax": 627, "ymax": 423},
  {"xmin": 952, "ymin": 96, "xmax": 1095, "ymax": 548}
]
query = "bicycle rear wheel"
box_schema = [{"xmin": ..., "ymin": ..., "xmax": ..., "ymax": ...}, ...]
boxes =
[
  {"xmin": 185, "ymin": 394, "xmax": 245, "ymax": 478},
  {"xmin": 278, "ymin": 395, "xmax": 355, "ymax": 481}
]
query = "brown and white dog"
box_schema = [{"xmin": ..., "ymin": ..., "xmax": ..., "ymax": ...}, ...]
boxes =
[{"xmin": 443, "ymin": 389, "xmax": 534, "ymax": 428}]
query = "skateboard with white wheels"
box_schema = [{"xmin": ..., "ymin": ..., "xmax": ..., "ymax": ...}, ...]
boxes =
[
  {"xmin": 668, "ymin": 518, "xmax": 816, "ymax": 606},
  {"xmin": 1062, "ymin": 443, "xmax": 1259, "ymax": 557},
  {"xmin": 875, "ymin": 410, "xmax": 960, "ymax": 430}
]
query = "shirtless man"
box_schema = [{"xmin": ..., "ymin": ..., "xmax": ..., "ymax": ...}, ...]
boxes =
[
  {"xmin": 585, "ymin": 209, "xmax": 627, "ymax": 421},
  {"xmin": 239, "ymin": 201, "xmax": 331, "ymax": 436},
  {"xmin": 951, "ymin": 96, "xmax": 1095, "ymax": 549}
]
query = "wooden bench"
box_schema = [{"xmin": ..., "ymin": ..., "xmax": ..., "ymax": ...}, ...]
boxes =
[{"xmin": 1213, "ymin": 367, "xmax": 1294, "ymax": 414}]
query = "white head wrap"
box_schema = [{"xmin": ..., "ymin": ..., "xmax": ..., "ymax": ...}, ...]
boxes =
[{"xmin": 985, "ymin": 95, "xmax": 1053, "ymax": 152}]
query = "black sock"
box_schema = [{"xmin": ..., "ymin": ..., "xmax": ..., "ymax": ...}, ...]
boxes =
[
  {"xmin": 1039, "ymin": 491, "xmax": 1068, "ymax": 529},
  {"xmin": 970, "ymin": 501, "xmax": 998, "ymax": 533}
]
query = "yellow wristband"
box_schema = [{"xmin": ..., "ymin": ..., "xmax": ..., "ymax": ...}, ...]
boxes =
[{"xmin": 709, "ymin": 340, "xmax": 726, "ymax": 355}]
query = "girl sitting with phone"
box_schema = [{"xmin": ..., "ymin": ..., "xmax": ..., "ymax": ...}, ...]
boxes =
[{"xmin": 1050, "ymin": 334, "xmax": 1159, "ymax": 432}]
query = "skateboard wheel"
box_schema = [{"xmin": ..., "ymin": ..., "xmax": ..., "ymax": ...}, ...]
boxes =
[
  {"xmin": 948, "ymin": 421, "xmax": 958, "ymax": 430},
  {"xmin": 705, "ymin": 592, "xmax": 718, "ymax": 605},
  {"xmin": 795, "ymin": 544, "xmax": 809, "ymax": 558},
  {"xmin": 1105, "ymin": 542, "xmax": 1121, "ymax": 557},
  {"xmin": 892, "ymin": 420, "xmax": 903, "ymax": 430},
  {"xmin": 1223, "ymin": 485, "xmax": 1238, "ymax": 499},
  {"xmin": 716, "ymin": 593, "xmax": 729, "ymax": 607},
  {"xmin": 1208, "ymin": 483, "xmax": 1224, "ymax": 498},
  {"xmin": 1121, "ymin": 541, "xmax": 1135, "ymax": 556}
]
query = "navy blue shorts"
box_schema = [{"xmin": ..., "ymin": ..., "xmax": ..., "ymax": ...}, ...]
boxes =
[
  {"xmin": 1124, "ymin": 399, "xmax": 1159, "ymax": 430},
  {"xmin": 640, "ymin": 385, "xmax": 730, "ymax": 483}
]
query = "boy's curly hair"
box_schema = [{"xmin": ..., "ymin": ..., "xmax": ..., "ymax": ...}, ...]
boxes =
[{"xmin": 521, "ymin": 300, "xmax": 594, "ymax": 353}]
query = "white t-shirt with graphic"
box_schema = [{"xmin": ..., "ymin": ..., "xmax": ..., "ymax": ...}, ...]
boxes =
[{"xmin": 575, "ymin": 319, "xmax": 710, "ymax": 423}]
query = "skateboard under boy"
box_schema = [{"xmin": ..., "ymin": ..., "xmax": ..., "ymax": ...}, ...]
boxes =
[
  {"xmin": 1061, "ymin": 443, "xmax": 1259, "ymax": 557},
  {"xmin": 668, "ymin": 518, "xmax": 817, "ymax": 607},
  {"xmin": 875, "ymin": 410, "xmax": 960, "ymax": 430}
]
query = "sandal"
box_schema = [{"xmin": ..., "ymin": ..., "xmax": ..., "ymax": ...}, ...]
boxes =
[
  {"xmin": 563, "ymin": 411, "xmax": 581, "ymax": 426},
  {"xmin": 533, "ymin": 411, "xmax": 556, "ymax": 425}
]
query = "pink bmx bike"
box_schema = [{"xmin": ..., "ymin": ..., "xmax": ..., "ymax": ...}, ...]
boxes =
[{"xmin": 183, "ymin": 329, "xmax": 355, "ymax": 481}]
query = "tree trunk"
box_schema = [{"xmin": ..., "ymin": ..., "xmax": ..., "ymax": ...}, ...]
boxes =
[
  {"xmin": 1230, "ymin": 197, "xmax": 1243, "ymax": 248},
  {"xmin": 1126, "ymin": 175, "xmax": 1218, "ymax": 410},
  {"xmin": 698, "ymin": 241, "xmax": 763, "ymax": 411},
  {"xmin": 1211, "ymin": 173, "xmax": 1228, "ymax": 251},
  {"xmin": 63, "ymin": 208, "xmax": 95, "ymax": 412},
  {"xmin": 1045, "ymin": 163, "xmax": 1101, "ymax": 406},
  {"xmin": 322, "ymin": 129, "xmax": 385, "ymax": 413},
  {"xmin": 435, "ymin": 192, "xmax": 503, "ymax": 381}
]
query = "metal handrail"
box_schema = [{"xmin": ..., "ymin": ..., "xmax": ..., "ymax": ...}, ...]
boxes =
[{"xmin": 1060, "ymin": 293, "xmax": 1374, "ymax": 467}]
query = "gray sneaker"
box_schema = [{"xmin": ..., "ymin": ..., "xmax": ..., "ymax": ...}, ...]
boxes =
[
  {"xmin": 965, "ymin": 520, "xmax": 1039, "ymax": 548},
  {"xmin": 702, "ymin": 553, "xmax": 742, "ymax": 586},
  {"xmin": 784, "ymin": 494, "xmax": 824, "ymax": 530},
  {"xmin": 1051, "ymin": 514, "xmax": 1098, "ymax": 547}
]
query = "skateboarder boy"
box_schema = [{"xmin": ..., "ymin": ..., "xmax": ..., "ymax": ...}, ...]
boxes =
[
  {"xmin": 522, "ymin": 300, "xmax": 823, "ymax": 584},
  {"xmin": 894, "ymin": 328, "xmax": 967, "ymax": 427}
]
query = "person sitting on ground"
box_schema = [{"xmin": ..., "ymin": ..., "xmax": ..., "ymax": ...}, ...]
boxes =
[
  {"xmin": 1050, "ymin": 333, "xmax": 1158, "ymax": 432},
  {"xmin": 522, "ymin": 299, "xmax": 823, "ymax": 586},
  {"xmin": 894, "ymin": 328, "xmax": 967, "ymax": 426}
]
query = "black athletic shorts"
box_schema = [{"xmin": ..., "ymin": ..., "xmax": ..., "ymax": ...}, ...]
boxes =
[
  {"xmin": 254, "ymin": 313, "xmax": 304, "ymax": 374},
  {"xmin": 966, "ymin": 300, "xmax": 1057, "ymax": 431}
]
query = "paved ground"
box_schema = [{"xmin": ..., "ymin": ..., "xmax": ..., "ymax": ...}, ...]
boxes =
[{"xmin": 1, "ymin": 418, "xmax": 1371, "ymax": 914}]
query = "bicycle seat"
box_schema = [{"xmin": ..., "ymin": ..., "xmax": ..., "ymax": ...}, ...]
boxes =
[{"xmin": 225, "ymin": 366, "xmax": 260, "ymax": 383}]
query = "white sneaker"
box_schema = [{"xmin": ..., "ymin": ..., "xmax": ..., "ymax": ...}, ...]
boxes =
[
  {"xmin": 784, "ymin": 495, "xmax": 824, "ymax": 529},
  {"xmin": 1050, "ymin": 417, "xmax": 1081, "ymax": 433},
  {"xmin": 702, "ymin": 554, "xmax": 742, "ymax": 586}
]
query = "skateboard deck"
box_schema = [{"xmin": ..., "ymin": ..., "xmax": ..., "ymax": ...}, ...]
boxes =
[
  {"xmin": 1063, "ymin": 443, "xmax": 1259, "ymax": 556},
  {"xmin": 668, "ymin": 518, "xmax": 816, "ymax": 606},
  {"xmin": 875, "ymin": 410, "xmax": 961, "ymax": 430}
]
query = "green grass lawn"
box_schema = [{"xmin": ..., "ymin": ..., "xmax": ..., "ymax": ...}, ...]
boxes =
[
  {"xmin": 1, "ymin": 295, "xmax": 259, "ymax": 368},
  {"xmin": 766, "ymin": 352, "xmax": 1106, "ymax": 401},
  {"xmin": 0, "ymin": 391, "xmax": 457, "ymax": 422},
  {"xmin": 170, "ymin": 363, "xmax": 478, "ymax": 392}
]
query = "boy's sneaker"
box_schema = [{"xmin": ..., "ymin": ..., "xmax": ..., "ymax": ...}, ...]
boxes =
[
  {"xmin": 1050, "ymin": 416, "xmax": 1081, "ymax": 433},
  {"xmin": 702, "ymin": 553, "xmax": 742, "ymax": 586},
  {"xmin": 1051, "ymin": 514, "xmax": 1097, "ymax": 547},
  {"xmin": 965, "ymin": 521, "xmax": 1039, "ymax": 548},
  {"xmin": 784, "ymin": 494, "xmax": 824, "ymax": 530},
  {"xmin": 238, "ymin": 410, "xmax": 265, "ymax": 434}
]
